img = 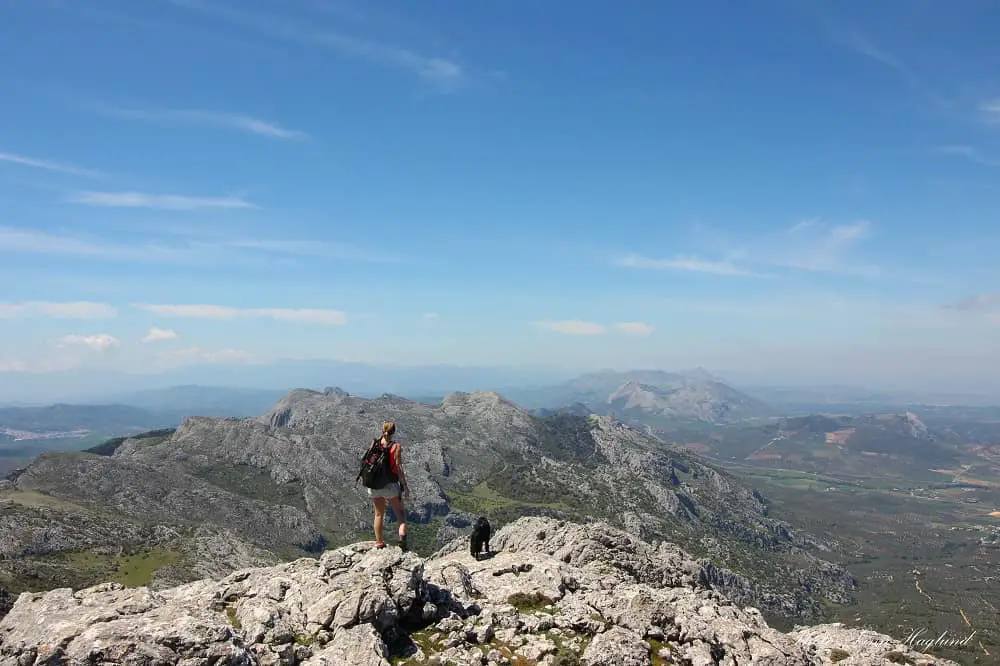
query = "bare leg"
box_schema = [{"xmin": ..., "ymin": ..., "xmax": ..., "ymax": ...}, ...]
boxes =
[
  {"xmin": 387, "ymin": 497, "xmax": 407, "ymax": 539},
  {"xmin": 372, "ymin": 497, "xmax": 387, "ymax": 545}
]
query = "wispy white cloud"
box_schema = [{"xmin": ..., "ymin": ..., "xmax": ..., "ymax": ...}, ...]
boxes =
[
  {"xmin": 613, "ymin": 322, "xmax": 654, "ymax": 336},
  {"xmin": 57, "ymin": 333, "xmax": 121, "ymax": 351},
  {"xmin": 0, "ymin": 227, "xmax": 388, "ymax": 265},
  {"xmin": 841, "ymin": 31, "xmax": 926, "ymax": 94},
  {"xmin": 979, "ymin": 99, "xmax": 1000, "ymax": 125},
  {"xmin": 788, "ymin": 218, "xmax": 820, "ymax": 233},
  {"xmin": 0, "ymin": 151, "xmax": 106, "ymax": 179},
  {"xmin": 165, "ymin": 0, "xmax": 463, "ymax": 86},
  {"xmin": 422, "ymin": 312, "xmax": 439, "ymax": 320},
  {"xmin": 536, "ymin": 320, "xmax": 607, "ymax": 335},
  {"xmin": 767, "ymin": 219, "xmax": 880, "ymax": 276},
  {"xmin": 141, "ymin": 327, "xmax": 179, "ymax": 343},
  {"xmin": 536, "ymin": 320, "xmax": 656, "ymax": 336},
  {"xmin": 91, "ymin": 104, "xmax": 308, "ymax": 140},
  {"xmin": 806, "ymin": 7, "xmax": 946, "ymax": 108},
  {"xmin": 316, "ymin": 32, "xmax": 461, "ymax": 83},
  {"xmin": 0, "ymin": 301, "xmax": 117, "ymax": 319},
  {"xmin": 730, "ymin": 219, "xmax": 879, "ymax": 278},
  {"xmin": 227, "ymin": 238, "xmax": 398, "ymax": 262},
  {"xmin": 616, "ymin": 253, "xmax": 760, "ymax": 277},
  {"xmin": 945, "ymin": 292, "xmax": 1000, "ymax": 312},
  {"xmin": 135, "ymin": 303, "xmax": 348, "ymax": 325},
  {"xmin": 69, "ymin": 191, "xmax": 257, "ymax": 210},
  {"xmin": 936, "ymin": 145, "xmax": 1000, "ymax": 168},
  {"xmin": 619, "ymin": 219, "xmax": 885, "ymax": 281},
  {"xmin": 652, "ymin": 294, "xmax": 975, "ymax": 335},
  {"xmin": 0, "ymin": 227, "xmax": 191, "ymax": 262}
]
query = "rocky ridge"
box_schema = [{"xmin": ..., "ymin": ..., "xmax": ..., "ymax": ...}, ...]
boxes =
[
  {"xmin": 0, "ymin": 389, "xmax": 855, "ymax": 624},
  {"xmin": 0, "ymin": 517, "xmax": 954, "ymax": 666}
]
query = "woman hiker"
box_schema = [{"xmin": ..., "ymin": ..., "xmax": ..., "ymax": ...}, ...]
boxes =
[{"xmin": 368, "ymin": 421, "xmax": 409, "ymax": 551}]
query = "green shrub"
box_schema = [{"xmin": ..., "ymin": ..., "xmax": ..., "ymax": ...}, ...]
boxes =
[{"xmin": 507, "ymin": 591, "xmax": 555, "ymax": 613}]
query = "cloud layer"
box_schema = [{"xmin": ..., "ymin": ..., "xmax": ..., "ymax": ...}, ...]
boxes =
[
  {"xmin": 537, "ymin": 320, "xmax": 654, "ymax": 336},
  {"xmin": 979, "ymin": 99, "xmax": 1000, "ymax": 125},
  {"xmin": 58, "ymin": 333, "xmax": 121, "ymax": 351},
  {"xmin": 0, "ymin": 301, "xmax": 117, "ymax": 319},
  {"xmin": 617, "ymin": 254, "xmax": 757, "ymax": 276},
  {"xmin": 165, "ymin": 0, "xmax": 464, "ymax": 87},
  {"xmin": 135, "ymin": 303, "xmax": 348, "ymax": 325},
  {"xmin": 0, "ymin": 151, "xmax": 105, "ymax": 179},
  {"xmin": 617, "ymin": 219, "xmax": 879, "ymax": 280},
  {"xmin": 69, "ymin": 191, "xmax": 257, "ymax": 210},
  {"xmin": 0, "ymin": 227, "xmax": 391, "ymax": 265},
  {"xmin": 142, "ymin": 327, "xmax": 179, "ymax": 343},
  {"xmin": 91, "ymin": 105, "xmax": 308, "ymax": 140},
  {"xmin": 0, "ymin": 301, "xmax": 351, "ymax": 325},
  {"xmin": 612, "ymin": 322, "xmax": 654, "ymax": 336},
  {"xmin": 946, "ymin": 293, "xmax": 1000, "ymax": 311}
]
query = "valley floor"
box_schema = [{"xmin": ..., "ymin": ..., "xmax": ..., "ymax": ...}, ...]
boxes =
[{"xmin": 720, "ymin": 463, "xmax": 1000, "ymax": 665}]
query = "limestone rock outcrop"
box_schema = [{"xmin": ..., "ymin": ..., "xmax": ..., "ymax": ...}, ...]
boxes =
[{"xmin": 0, "ymin": 517, "xmax": 956, "ymax": 666}]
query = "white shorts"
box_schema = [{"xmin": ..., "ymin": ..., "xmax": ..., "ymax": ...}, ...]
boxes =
[{"xmin": 367, "ymin": 482, "xmax": 401, "ymax": 499}]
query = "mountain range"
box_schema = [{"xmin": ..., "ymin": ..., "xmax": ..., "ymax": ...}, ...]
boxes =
[
  {"xmin": 0, "ymin": 361, "xmax": 573, "ymax": 405},
  {"xmin": 0, "ymin": 370, "xmax": 776, "ymax": 481},
  {"xmin": 4, "ymin": 359, "xmax": 998, "ymax": 408},
  {"xmin": 5, "ymin": 370, "xmax": 997, "ymax": 492},
  {"xmin": 0, "ymin": 387, "xmax": 856, "ymax": 627}
]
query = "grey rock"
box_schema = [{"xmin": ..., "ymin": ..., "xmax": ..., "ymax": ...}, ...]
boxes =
[
  {"xmin": 0, "ymin": 518, "xmax": 956, "ymax": 666},
  {"xmin": 302, "ymin": 624, "xmax": 389, "ymax": 666},
  {"xmin": 582, "ymin": 626, "xmax": 649, "ymax": 665}
]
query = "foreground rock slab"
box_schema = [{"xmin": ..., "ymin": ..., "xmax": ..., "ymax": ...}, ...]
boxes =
[{"xmin": 0, "ymin": 517, "xmax": 957, "ymax": 666}]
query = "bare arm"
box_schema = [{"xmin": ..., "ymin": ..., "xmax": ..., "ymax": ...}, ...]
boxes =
[{"xmin": 395, "ymin": 444, "xmax": 409, "ymax": 493}]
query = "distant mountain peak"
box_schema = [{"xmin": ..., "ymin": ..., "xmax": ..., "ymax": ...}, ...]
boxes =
[
  {"xmin": 680, "ymin": 366, "xmax": 720, "ymax": 382},
  {"xmin": 442, "ymin": 389, "xmax": 509, "ymax": 402},
  {"xmin": 501, "ymin": 368, "xmax": 771, "ymax": 424}
]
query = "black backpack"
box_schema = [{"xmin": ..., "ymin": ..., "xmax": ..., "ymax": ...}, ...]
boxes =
[{"xmin": 357, "ymin": 438, "xmax": 395, "ymax": 489}]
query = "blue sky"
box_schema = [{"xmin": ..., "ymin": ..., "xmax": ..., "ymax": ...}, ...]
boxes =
[{"xmin": 1, "ymin": 0, "xmax": 999, "ymax": 394}]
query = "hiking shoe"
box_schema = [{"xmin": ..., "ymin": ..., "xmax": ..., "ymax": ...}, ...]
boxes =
[
  {"xmin": 398, "ymin": 534, "xmax": 408, "ymax": 552},
  {"xmin": 375, "ymin": 542, "xmax": 386, "ymax": 549}
]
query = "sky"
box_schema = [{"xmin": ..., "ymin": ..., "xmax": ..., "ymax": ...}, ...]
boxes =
[{"xmin": 1, "ymin": 0, "xmax": 1000, "ymax": 397}]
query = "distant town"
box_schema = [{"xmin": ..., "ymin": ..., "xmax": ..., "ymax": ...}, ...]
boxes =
[{"xmin": 0, "ymin": 427, "xmax": 91, "ymax": 441}]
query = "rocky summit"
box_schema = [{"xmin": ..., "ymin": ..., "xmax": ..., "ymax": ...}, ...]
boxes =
[{"xmin": 0, "ymin": 517, "xmax": 955, "ymax": 666}]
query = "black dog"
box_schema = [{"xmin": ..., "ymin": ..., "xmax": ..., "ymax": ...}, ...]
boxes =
[{"xmin": 470, "ymin": 516, "xmax": 491, "ymax": 559}]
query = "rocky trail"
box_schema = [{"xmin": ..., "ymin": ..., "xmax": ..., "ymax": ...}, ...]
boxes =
[{"xmin": 0, "ymin": 517, "xmax": 955, "ymax": 666}]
